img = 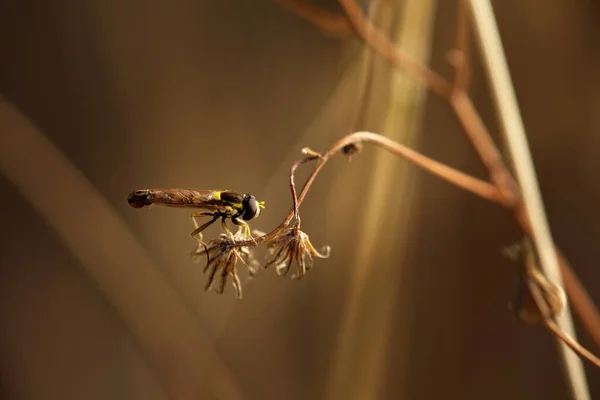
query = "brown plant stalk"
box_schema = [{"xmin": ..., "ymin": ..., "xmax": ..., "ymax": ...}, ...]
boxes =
[
  {"xmin": 272, "ymin": 0, "xmax": 353, "ymax": 36},
  {"xmin": 233, "ymin": 131, "xmax": 502, "ymax": 248},
  {"xmin": 467, "ymin": 2, "xmax": 587, "ymax": 395},
  {"xmin": 272, "ymin": 0, "xmax": 600, "ymax": 370}
]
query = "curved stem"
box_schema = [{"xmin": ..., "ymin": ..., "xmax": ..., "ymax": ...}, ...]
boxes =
[
  {"xmin": 235, "ymin": 131, "xmax": 500, "ymax": 247},
  {"xmin": 297, "ymin": 132, "xmax": 501, "ymax": 206},
  {"xmin": 289, "ymin": 154, "xmax": 320, "ymax": 229},
  {"xmin": 337, "ymin": 0, "xmax": 452, "ymax": 98}
]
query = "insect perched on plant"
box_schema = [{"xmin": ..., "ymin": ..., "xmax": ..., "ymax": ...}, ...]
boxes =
[{"xmin": 127, "ymin": 189, "xmax": 265, "ymax": 242}]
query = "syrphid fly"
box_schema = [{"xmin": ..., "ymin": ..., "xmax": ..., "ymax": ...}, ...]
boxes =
[{"xmin": 127, "ymin": 189, "xmax": 265, "ymax": 242}]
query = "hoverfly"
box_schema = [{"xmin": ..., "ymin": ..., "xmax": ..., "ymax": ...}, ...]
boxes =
[{"xmin": 127, "ymin": 189, "xmax": 265, "ymax": 242}]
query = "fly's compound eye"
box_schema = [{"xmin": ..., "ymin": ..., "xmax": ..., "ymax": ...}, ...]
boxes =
[{"xmin": 242, "ymin": 195, "xmax": 260, "ymax": 220}]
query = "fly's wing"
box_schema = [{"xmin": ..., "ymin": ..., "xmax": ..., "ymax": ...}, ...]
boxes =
[
  {"xmin": 219, "ymin": 191, "xmax": 244, "ymax": 205},
  {"xmin": 176, "ymin": 190, "xmax": 246, "ymax": 214},
  {"xmin": 141, "ymin": 189, "xmax": 228, "ymax": 211},
  {"xmin": 183, "ymin": 189, "xmax": 226, "ymax": 210}
]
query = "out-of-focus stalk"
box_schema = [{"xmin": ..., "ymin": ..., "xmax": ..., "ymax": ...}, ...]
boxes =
[
  {"xmin": 0, "ymin": 97, "xmax": 244, "ymax": 400},
  {"xmin": 323, "ymin": 2, "xmax": 437, "ymax": 399},
  {"xmin": 467, "ymin": 2, "xmax": 590, "ymax": 399}
]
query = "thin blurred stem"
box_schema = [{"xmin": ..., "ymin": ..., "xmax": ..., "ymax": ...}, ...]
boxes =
[
  {"xmin": 337, "ymin": 0, "xmax": 452, "ymax": 97},
  {"xmin": 559, "ymin": 254, "xmax": 600, "ymax": 347},
  {"xmin": 450, "ymin": 92, "xmax": 521, "ymax": 204},
  {"xmin": 468, "ymin": 1, "xmax": 589, "ymax": 396},
  {"xmin": 450, "ymin": 0, "xmax": 471, "ymax": 93},
  {"xmin": 272, "ymin": 0, "xmax": 353, "ymax": 36},
  {"xmin": 0, "ymin": 99, "xmax": 245, "ymax": 400}
]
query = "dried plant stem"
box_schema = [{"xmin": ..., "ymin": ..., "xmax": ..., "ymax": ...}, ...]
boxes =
[
  {"xmin": 236, "ymin": 131, "xmax": 501, "ymax": 247},
  {"xmin": 467, "ymin": 0, "xmax": 560, "ymax": 291},
  {"xmin": 272, "ymin": 0, "xmax": 352, "ymax": 36},
  {"xmin": 559, "ymin": 256, "xmax": 600, "ymax": 346},
  {"xmin": 546, "ymin": 321, "xmax": 600, "ymax": 369},
  {"xmin": 336, "ymin": 0, "xmax": 451, "ymax": 97},
  {"xmin": 289, "ymin": 153, "xmax": 321, "ymax": 227},
  {"xmin": 451, "ymin": 93, "xmax": 520, "ymax": 204},
  {"xmin": 297, "ymin": 133, "xmax": 500, "ymax": 206},
  {"xmin": 450, "ymin": 0, "xmax": 471, "ymax": 93},
  {"xmin": 467, "ymin": 1, "xmax": 588, "ymax": 397}
]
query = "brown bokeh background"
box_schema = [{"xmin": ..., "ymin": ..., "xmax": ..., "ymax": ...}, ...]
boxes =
[{"xmin": 2, "ymin": 1, "xmax": 600, "ymax": 399}]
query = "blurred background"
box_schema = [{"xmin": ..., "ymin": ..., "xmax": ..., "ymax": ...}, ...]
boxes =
[{"xmin": 1, "ymin": 0, "xmax": 600, "ymax": 399}]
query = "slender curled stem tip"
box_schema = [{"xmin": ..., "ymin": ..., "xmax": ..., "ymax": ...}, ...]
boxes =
[{"xmin": 301, "ymin": 147, "xmax": 323, "ymax": 158}]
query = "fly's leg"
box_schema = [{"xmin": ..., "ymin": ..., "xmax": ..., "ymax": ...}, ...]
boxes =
[
  {"xmin": 221, "ymin": 217, "xmax": 236, "ymax": 241},
  {"xmin": 226, "ymin": 218, "xmax": 258, "ymax": 280},
  {"xmin": 191, "ymin": 213, "xmax": 218, "ymax": 267},
  {"xmin": 190, "ymin": 212, "xmax": 217, "ymax": 243},
  {"xmin": 233, "ymin": 217, "xmax": 257, "ymax": 246}
]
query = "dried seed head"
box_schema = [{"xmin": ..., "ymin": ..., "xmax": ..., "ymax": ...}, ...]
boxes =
[
  {"xmin": 503, "ymin": 238, "xmax": 566, "ymax": 324},
  {"xmin": 341, "ymin": 142, "xmax": 363, "ymax": 161},
  {"xmin": 191, "ymin": 229, "xmax": 258, "ymax": 299},
  {"xmin": 264, "ymin": 227, "xmax": 330, "ymax": 279},
  {"xmin": 510, "ymin": 276, "xmax": 565, "ymax": 325}
]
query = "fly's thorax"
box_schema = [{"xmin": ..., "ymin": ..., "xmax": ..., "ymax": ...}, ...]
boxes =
[{"xmin": 218, "ymin": 191, "xmax": 244, "ymax": 205}]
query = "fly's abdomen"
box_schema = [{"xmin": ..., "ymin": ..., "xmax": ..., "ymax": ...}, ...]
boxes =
[{"xmin": 127, "ymin": 189, "xmax": 218, "ymax": 208}]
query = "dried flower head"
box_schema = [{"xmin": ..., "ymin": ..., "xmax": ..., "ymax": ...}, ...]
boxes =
[
  {"xmin": 191, "ymin": 228, "xmax": 259, "ymax": 299},
  {"xmin": 510, "ymin": 274, "xmax": 565, "ymax": 325},
  {"xmin": 341, "ymin": 142, "xmax": 363, "ymax": 161},
  {"xmin": 264, "ymin": 226, "xmax": 330, "ymax": 279}
]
